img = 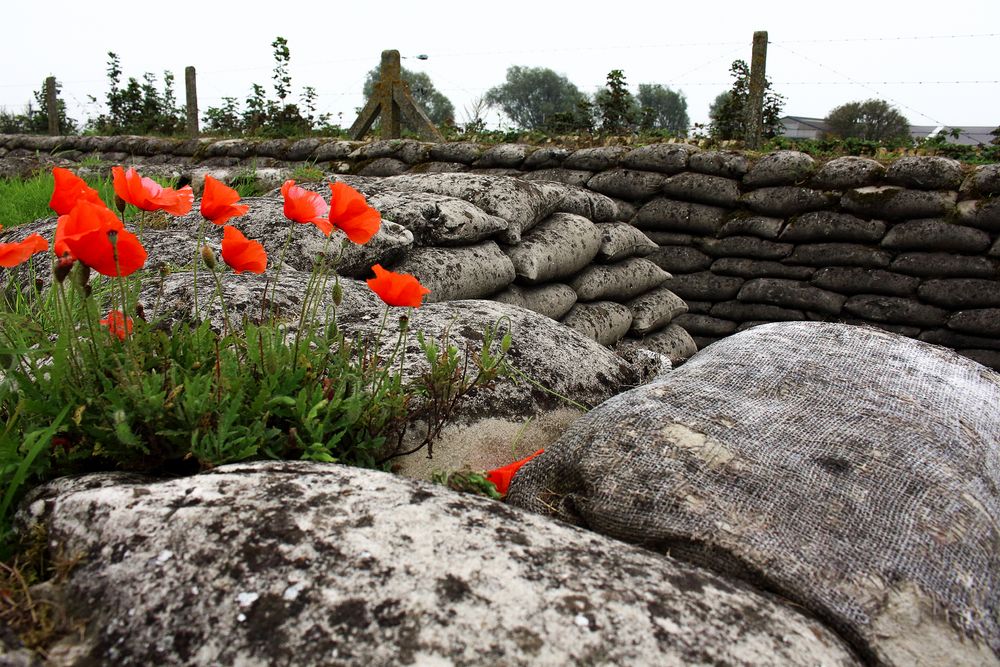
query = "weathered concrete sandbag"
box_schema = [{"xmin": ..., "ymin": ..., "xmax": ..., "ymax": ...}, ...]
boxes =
[
  {"xmin": 561, "ymin": 301, "xmax": 633, "ymax": 346},
  {"xmin": 391, "ymin": 241, "xmax": 515, "ymax": 302},
  {"xmin": 957, "ymin": 199, "xmax": 1000, "ymax": 232},
  {"xmin": 811, "ymin": 156, "xmax": 885, "ymax": 190},
  {"xmin": 738, "ymin": 277, "xmax": 845, "ymax": 315},
  {"xmin": 811, "ymin": 267, "xmax": 919, "ymax": 296},
  {"xmin": 362, "ymin": 173, "xmax": 562, "ymax": 243},
  {"xmin": 563, "ymin": 146, "xmax": 629, "ymax": 171},
  {"xmin": 740, "ymin": 186, "xmax": 837, "ymax": 217},
  {"xmin": 881, "ymin": 218, "xmax": 991, "ymax": 254},
  {"xmin": 711, "ymin": 257, "xmax": 815, "ymax": 280},
  {"xmin": 645, "ymin": 245, "xmax": 713, "ymax": 273},
  {"xmin": 661, "ymin": 172, "xmax": 740, "ymax": 207},
  {"xmin": 667, "ymin": 271, "xmax": 744, "ymax": 301},
  {"xmin": 595, "ymin": 222, "xmax": 658, "ymax": 262},
  {"xmin": 671, "ymin": 313, "xmax": 737, "ymax": 337},
  {"xmin": 960, "ymin": 164, "xmax": 1000, "ymax": 198},
  {"xmin": 618, "ymin": 323, "xmax": 698, "ymax": 366},
  {"xmin": 627, "ymin": 286, "xmax": 688, "ymax": 334},
  {"xmin": 779, "ymin": 211, "xmax": 886, "ymax": 244},
  {"xmin": 697, "ymin": 236, "xmax": 793, "ymax": 260},
  {"xmin": 890, "ymin": 253, "xmax": 998, "ymax": 279},
  {"xmin": 743, "ymin": 150, "xmax": 816, "ymax": 187},
  {"xmin": 490, "ymin": 283, "xmax": 577, "ymax": 320},
  {"xmin": 501, "ymin": 213, "xmax": 601, "ymax": 284},
  {"xmin": 587, "ymin": 168, "xmax": 667, "ymax": 200},
  {"xmin": 885, "ymin": 155, "xmax": 963, "ymax": 190},
  {"xmin": 620, "ymin": 143, "xmax": 699, "ymax": 174},
  {"xmin": 14, "ymin": 461, "xmax": 859, "ymax": 666},
  {"xmin": 361, "ymin": 190, "xmax": 509, "ymax": 246},
  {"xmin": 520, "ymin": 178, "xmax": 619, "ymax": 222},
  {"xmin": 521, "ymin": 168, "xmax": 592, "ymax": 188},
  {"xmin": 843, "ymin": 294, "xmax": 949, "ymax": 328},
  {"xmin": 509, "ymin": 321, "xmax": 1000, "ymax": 666},
  {"xmin": 688, "ymin": 149, "xmax": 749, "ymax": 179},
  {"xmin": 784, "ymin": 243, "xmax": 891, "ymax": 269},
  {"xmin": 918, "ymin": 278, "xmax": 1000, "ymax": 309},
  {"xmin": 633, "ymin": 197, "xmax": 728, "ymax": 235},
  {"xmin": 334, "ymin": 296, "xmax": 648, "ymax": 477},
  {"xmin": 718, "ymin": 214, "xmax": 784, "ymax": 239},
  {"xmin": 841, "ymin": 186, "xmax": 957, "ymax": 220},
  {"xmin": 569, "ymin": 257, "xmax": 671, "ymax": 301}
]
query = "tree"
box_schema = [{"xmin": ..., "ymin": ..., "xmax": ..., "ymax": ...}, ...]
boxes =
[
  {"xmin": 484, "ymin": 66, "xmax": 586, "ymax": 131},
  {"xmin": 708, "ymin": 60, "xmax": 784, "ymax": 141},
  {"xmin": 89, "ymin": 52, "xmax": 185, "ymax": 135},
  {"xmin": 0, "ymin": 78, "xmax": 77, "ymax": 135},
  {"xmin": 362, "ymin": 67, "xmax": 455, "ymax": 125},
  {"xmin": 824, "ymin": 99, "xmax": 911, "ymax": 142},
  {"xmin": 637, "ymin": 83, "xmax": 689, "ymax": 135},
  {"xmin": 594, "ymin": 70, "xmax": 638, "ymax": 134}
]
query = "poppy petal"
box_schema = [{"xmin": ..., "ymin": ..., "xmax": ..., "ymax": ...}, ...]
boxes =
[
  {"xmin": 366, "ymin": 263, "xmax": 431, "ymax": 307},
  {"xmin": 220, "ymin": 225, "xmax": 267, "ymax": 274},
  {"xmin": 0, "ymin": 233, "xmax": 49, "ymax": 268},
  {"xmin": 328, "ymin": 182, "xmax": 380, "ymax": 244},
  {"xmin": 484, "ymin": 449, "xmax": 545, "ymax": 496},
  {"xmin": 50, "ymin": 167, "xmax": 103, "ymax": 216}
]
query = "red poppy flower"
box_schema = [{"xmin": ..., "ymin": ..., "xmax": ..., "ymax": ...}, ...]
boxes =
[
  {"xmin": 220, "ymin": 225, "xmax": 267, "ymax": 274},
  {"xmin": 366, "ymin": 264, "xmax": 431, "ymax": 307},
  {"xmin": 56, "ymin": 200, "xmax": 147, "ymax": 277},
  {"xmin": 0, "ymin": 231, "xmax": 49, "ymax": 268},
  {"xmin": 99, "ymin": 310, "xmax": 133, "ymax": 342},
  {"xmin": 112, "ymin": 166, "xmax": 194, "ymax": 215},
  {"xmin": 49, "ymin": 167, "xmax": 104, "ymax": 216},
  {"xmin": 485, "ymin": 449, "xmax": 545, "ymax": 496},
  {"xmin": 281, "ymin": 180, "xmax": 332, "ymax": 235},
  {"xmin": 201, "ymin": 174, "xmax": 249, "ymax": 225},
  {"xmin": 327, "ymin": 182, "xmax": 380, "ymax": 244}
]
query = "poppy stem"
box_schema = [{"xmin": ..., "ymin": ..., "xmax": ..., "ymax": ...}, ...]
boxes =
[
  {"xmin": 192, "ymin": 218, "xmax": 206, "ymax": 320},
  {"xmin": 262, "ymin": 219, "xmax": 296, "ymax": 324},
  {"xmin": 208, "ymin": 265, "xmax": 233, "ymax": 340}
]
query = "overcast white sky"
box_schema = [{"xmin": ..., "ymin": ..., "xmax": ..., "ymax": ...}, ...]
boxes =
[{"xmin": 3, "ymin": 0, "xmax": 998, "ymax": 133}]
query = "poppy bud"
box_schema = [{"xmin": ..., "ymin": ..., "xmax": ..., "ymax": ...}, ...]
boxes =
[
  {"xmin": 135, "ymin": 302, "xmax": 146, "ymax": 321},
  {"xmin": 331, "ymin": 280, "xmax": 343, "ymax": 306},
  {"xmin": 53, "ymin": 256, "xmax": 75, "ymax": 284},
  {"xmin": 75, "ymin": 262, "xmax": 91, "ymax": 290},
  {"xmin": 201, "ymin": 245, "xmax": 217, "ymax": 270},
  {"xmin": 398, "ymin": 314, "xmax": 409, "ymax": 331},
  {"xmin": 115, "ymin": 194, "xmax": 128, "ymax": 213}
]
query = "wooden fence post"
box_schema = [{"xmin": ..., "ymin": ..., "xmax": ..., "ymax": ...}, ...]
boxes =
[
  {"xmin": 349, "ymin": 50, "xmax": 443, "ymax": 142},
  {"xmin": 45, "ymin": 76, "xmax": 59, "ymax": 136},
  {"xmin": 746, "ymin": 30, "xmax": 768, "ymax": 150},
  {"xmin": 185, "ymin": 66, "xmax": 199, "ymax": 137}
]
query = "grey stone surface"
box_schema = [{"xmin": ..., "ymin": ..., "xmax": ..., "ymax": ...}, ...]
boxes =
[
  {"xmin": 587, "ymin": 168, "xmax": 667, "ymax": 200},
  {"xmin": 885, "ymin": 156, "xmax": 963, "ymax": 190},
  {"xmin": 668, "ymin": 271, "xmax": 744, "ymax": 301},
  {"xmin": 408, "ymin": 161, "xmax": 469, "ymax": 174},
  {"xmin": 502, "ymin": 213, "xmax": 602, "ymax": 284},
  {"xmin": 881, "ymin": 219, "xmax": 990, "ymax": 253},
  {"xmin": 960, "ymin": 164, "xmax": 1000, "ymax": 199},
  {"xmin": 358, "ymin": 157, "xmax": 410, "ymax": 176},
  {"xmin": 918, "ymin": 278, "xmax": 1000, "ymax": 309},
  {"xmin": 392, "ymin": 241, "xmax": 515, "ymax": 302},
  {"xmin": 16, "ymin": 462, "xmax": 859, "ymax": 666},
  {"xmin": 688, "ymin": 149, "xmax": 749, "ymax": 178},
  {"xmin": 843, "ymin": 295, "xmax": 949, "ymax": 327},
  {"xmin": 841, "ymin": 186, "xmax": 957, "ymax": 220},
  {"xmin": 743, "ymin": 150, "xmax": 816, "ymax": 187},
  {"xmin": 620, "ymin": 143, "xmax": 699, "ymax": 174},
  {"xmin": 711, "ymin": 257, "xmax": 815, "ymax": 280},
  {"xmin": 711, "ymin": 300, "xmax": 806, "ymax": 322},
  {"xmin": 948, "ymin": 308, "xmax": 1000, "ymax": 337},
  {"xmin": 561, "ymin": 301, "xmax": 634, "ymax": 346},
  {"xmin": 634, "ymin": 197, "xmax": 728, "ymax": 235},
  {"xmin": 672, "ymin": 313, "xmax": 737, "ymax": 336},
  {"xmin": 740, "ymin": 186, "xmax": 838, "ymax": 217},
  {"xmin": 890, "ymin": 253, "xmax": 998, "ymax": 279},
  {"xmin": 811, "ymin": 156, "xmax": 885, "ymax": 190},
  {"xmin": 811, "ymin": 267, "xmax": 919, "ymax": 296},
  {"xmin": 738, "ymin": 278, "xmax": 846, "ymax": 315},
  {"xmin": 563, "ymin": 146, "xmax": 629, "ymax": 171},
  {"xmin": 697, "ymin": 236, "xmax": 794, "ymax": 260},
  {"xmin": 784, "ymin": 243, "xmax": 892, "ymax": 269},
  {"xmin": 662, "ymin": 172, "xmax": 741, "ymax": 207},
  {"xmin": 569, "ymin": 257, "xmax": 671, "ymax": 301},
  {"xmin": 718, "ymin": 214, "xmax": 784, "ymax": 239},
  {"xmin": 475, "ymin": 143, "xmax": 531, "ymax": 168},
  {"xmin": 779, "ymin": 211, "xmax": 886, "ymax": 244},
  {"xmin": 645, "ymin": 245, "xmax": 713, "ymax": 273}
]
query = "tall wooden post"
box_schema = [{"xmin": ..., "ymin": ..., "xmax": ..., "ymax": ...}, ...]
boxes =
[
  {"xmin": 45, "ymin": 76, "xmax": 59, "ymax": 136},
  {"xmin": 185, "ymin": 66, "xmax": 199, "ymax": 137},
  {"xmin": 746, "ymin": 31, "xmax": 768, "ymax": 150},
  {"xmin": 349, "ymin": 49, "xmax": 443, "ymax": 142}
]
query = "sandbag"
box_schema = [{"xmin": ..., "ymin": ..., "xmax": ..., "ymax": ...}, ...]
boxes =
[{"xmin": 509, "ymin": 322, "xmax": 1000, "ymax": 666}]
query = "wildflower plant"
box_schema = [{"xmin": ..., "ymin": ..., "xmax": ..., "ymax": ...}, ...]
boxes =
[{"xmin": 0, "ymin": 167, "xmax": 512, "ymax": 555}]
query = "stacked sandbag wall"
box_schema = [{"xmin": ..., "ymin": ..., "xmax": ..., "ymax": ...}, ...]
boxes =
[{"xmin": 3, "ymin": 134, "xmax": 997, "ymax": 370}]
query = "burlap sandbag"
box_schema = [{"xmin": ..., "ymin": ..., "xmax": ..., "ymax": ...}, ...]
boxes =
[{"xmin": 508, "ymin": 321, "xmax": 1000, "ymax": 666}]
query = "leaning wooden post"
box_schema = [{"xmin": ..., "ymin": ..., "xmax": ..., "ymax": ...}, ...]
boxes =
[
  {"xmin": 185, "ymin": 66, "xmax": 199, "ymax": 137},
  {"xmin": 45, "ymin": 76, "xmax": 59, "ymax": 136},
  {"xmin": 746, "ymin": 30, "xmax": 768, "ymax": 150},
  {"xmin": 348, "ymin": 49, "xmax": 443, "ymax": 142}
]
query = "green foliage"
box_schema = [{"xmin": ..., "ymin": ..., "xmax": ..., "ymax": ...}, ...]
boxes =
[
  {"xmin": 485, "ymin": 66, "xmax": 588, "ymax": 131},
  {"xmin": 594, "ymin": 70, "xmax": 637, "ymax": 134},
  {"xmin": 709, "ymin": 60, "xmax": 784, "ymax": 141},
  {"xmin": 362, "ymin": 67, "xmax": 455, "ymax": 126},
  {"xmin": 825, "ymin": 99, "xmax": 910, "ymax": 142},
  {"xmin": 637, "ymin": 83, "xmax": 689, "ymax": 135},
  {"xmin": 0, "ymin": 79, "xmax": 77, "ymax": 135},
  {"xmin": 202, "ymin": 36, "xmax": 341, "ymax": 138},
  {"xmin": 87, "ymin": 53, "xmax": 186, "ymax": 136},
  {"xmin": 0, "ymin": 172, "xmax": 116, "ymax": 228},
  {"xmin": 431, "ymin": 469, "xmax": 502, "ymax": 499}
]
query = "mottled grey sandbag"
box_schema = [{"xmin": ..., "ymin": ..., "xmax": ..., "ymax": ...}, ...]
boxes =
[
  {"xmin": 13, "ymin": 462, "xmax": 859, "ymax": 666},
  {"xmin": 508, "ymin": 321, "xmax": 1000, "ymax": 666}
]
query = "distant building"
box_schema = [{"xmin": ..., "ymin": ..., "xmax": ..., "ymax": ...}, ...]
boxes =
[{"xmin": 779, "ymin": 115, "xmax": 997, "ymax": 146}]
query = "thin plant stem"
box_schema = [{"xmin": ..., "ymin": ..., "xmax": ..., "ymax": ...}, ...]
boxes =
[
  {"xmin": 262, "ymin": 219, "xmax": 296, "ymax": 323},
  {"xmin": 192, "ymin": 218, "xmax": 207, "ymax": 319}
]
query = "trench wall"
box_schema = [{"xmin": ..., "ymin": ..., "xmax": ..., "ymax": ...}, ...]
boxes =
[{"xmin": 2, "ymin": 134, "xmax": 999, "ymax": 370}]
